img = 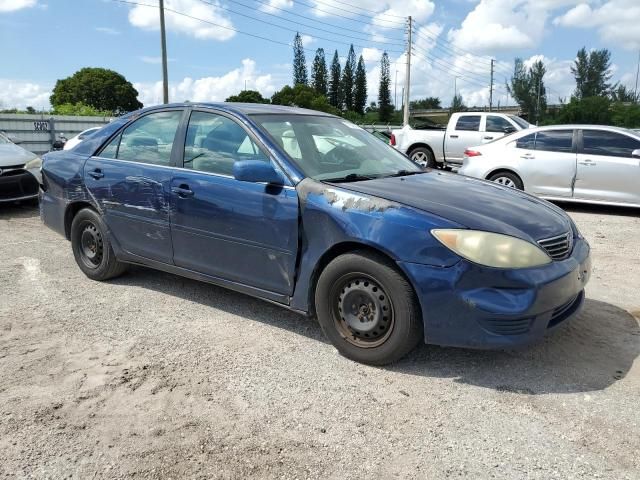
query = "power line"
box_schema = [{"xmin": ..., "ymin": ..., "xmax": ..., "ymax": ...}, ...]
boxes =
[
  {"xmin": 201, "ymin": 0, "xmax": 406, "ymax": 49},
  {"xmin": 311, "ymin": 0, "xmax": 406, "ymax": 19},
  {"xmin": 290, "ymin": 0, "xmax": 407, "ymax": 28}
]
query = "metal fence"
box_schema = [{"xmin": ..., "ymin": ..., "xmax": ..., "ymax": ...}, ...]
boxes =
[{"xmin": 0, "ymin": 114, "xmax": 115, "ymax": 155}]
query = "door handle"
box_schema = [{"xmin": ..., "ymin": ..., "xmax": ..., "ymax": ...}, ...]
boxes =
[
  {"xmin": 578, "ymin": 160, "xmax": 596, "ymax": 166},
  {"xmin": 450, "ymin": 135, "xmax": 459, "ymax": 139},
  {"xmin": 483, "ymin": 136, "xmax": 494, "ymax": 140},
  {"xmin": 520, "ymin": 154, "xmax": 534, "ymax": 159},
  {"xmin": 171, "ymin": 184, "xmax": 194, "ymax": 198},
  {"xmin": 88, "ymin": 169, "xmax": 104, "ymax": 179}
]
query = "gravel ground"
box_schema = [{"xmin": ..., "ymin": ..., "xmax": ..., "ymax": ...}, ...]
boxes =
[{"xmin": 0, "ymin": 202, "xmax": 639, "ymax": 479}]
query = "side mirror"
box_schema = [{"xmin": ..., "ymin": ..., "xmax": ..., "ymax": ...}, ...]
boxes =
[
  {"xmin": 233, "ymin": 160, "xmax": 284, "ymax": 185},
  {"xmin": 632, "ymin": 149, "xmax": 640, "ymax": 159},
  {"xmin": 503, "ymin": 126, "xmax": 516, "ymax": 134}
]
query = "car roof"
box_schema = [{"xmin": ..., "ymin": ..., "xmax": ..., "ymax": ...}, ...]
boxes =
[
  {"xmin": 527, "ymin": 124, "xmax": 638, "ymax": 136},
  {"xmin": 128, "ymin": 102, "xmax": 335, "ymax": 118}
]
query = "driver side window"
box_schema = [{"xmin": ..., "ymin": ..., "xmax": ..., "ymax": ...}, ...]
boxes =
[{"xmin": 183, "ymin": 111, "xmax": 269, "ymax": 176}]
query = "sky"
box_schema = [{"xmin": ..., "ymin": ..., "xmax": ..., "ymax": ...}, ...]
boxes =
[{"xmin": 1, "ymin": 0, "xmax": 639, "ymax": 111}]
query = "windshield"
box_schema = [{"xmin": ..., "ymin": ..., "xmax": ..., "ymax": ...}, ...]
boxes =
[
  {"xmin": 509, "ymin": 115, "xmax": 531, "ymax": 129},
  {"xmin": 251, "ymin": 114, "xmax": 421, "ymax": 181}
]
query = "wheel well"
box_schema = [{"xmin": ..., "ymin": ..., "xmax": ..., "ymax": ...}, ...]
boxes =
[
  {"xmin": 486, "ymin": 168, "xmax": 523, "ymax": 185},
  {"xmin": 307, "ymin": 242, "xmax": 412, "ymax": 317},
  {"xmin": 407, "ymin": 143, "xmax": 434, "ymax": 158},
  {"xmin": 64, "ymin": 201, "xmax": 95, "ymax": 240}
]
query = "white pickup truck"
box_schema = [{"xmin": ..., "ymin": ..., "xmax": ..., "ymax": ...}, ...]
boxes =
[{"xmin": 391, "ymin": 112, "xmax": 531, "ymax": 169}]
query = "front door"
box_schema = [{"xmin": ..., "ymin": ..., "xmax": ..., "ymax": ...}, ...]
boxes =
[
  {"xmin": 170, "ymin": 110, "xmax": 299, "ymax": 296},
  {"xmin": 574, "ymin": 129, "xmax": 640, "ymax": 205},
  {"xmin": 524, "ymin": 129, "xmax": 576, "ymax": 198},
  {"xmin": 84, "ymin": 109, "xmax": 184, "ymax": 264},
  {"xmin": 482, "ymin": 115, "xmax": 514, "ymax": 144}
]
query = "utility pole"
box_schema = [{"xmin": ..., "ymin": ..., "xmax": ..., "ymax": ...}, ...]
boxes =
[
  {"xmin": 159, "ymin": 0, "xmax": 169, "ymax": 104},
  {"xmin": 535, "ymin": 78, "xmax": 542, "ymax": 125},
  {"xmin": 489, "ymin": 58, "xmax": 495, "ymax": 111},
  {"xmin": 635, "ymin": 50, "xmax": 640, "ymax": 103},
  {"xmin": 403, "ymin": 16, "xmax": 412, "ymax": 126},
  {"xmin": 394, "ymin": 70, "xmax": 398, "ymax": 111}
]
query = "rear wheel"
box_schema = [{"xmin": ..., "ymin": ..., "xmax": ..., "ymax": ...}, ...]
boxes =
[
  {"xmin": 409, "ymin": 147, "xmax": 436, "ymax": 169},
  {"xmin": 488, "ymin": 171, "xmax": 524, "ymax": 190},
  {"xmin": 70, "ymin": 208, "xmax": 127, "ymax": 281},
  {"xmin": 315, "ymin": 251, "xmax": 423, "ymax": 365}
]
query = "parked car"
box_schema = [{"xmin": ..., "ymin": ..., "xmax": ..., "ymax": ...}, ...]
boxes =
[
  {"xmin": 0, "ymin": 131, "xmax": 41, "ymax": 204},
  {"xmin": 64, "ymin": 127, "xmax": 102, "ymax": 150},
  {"xmin": 40, "ymin": 103, "xmax": 591, "ymax": 365},
  {"xmin": 391, "ymin": 112, "xmax": 531, "ymax": 168},
  {"xmin": 459, "ymin": 125, "xmax": 640, "ymax": 208},
  {"xmin": 370, "ymin": 129, "xmax": 392, "ymax": 144}
]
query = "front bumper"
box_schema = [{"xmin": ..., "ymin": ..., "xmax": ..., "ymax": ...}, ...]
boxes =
[
  {"xmin": 399, "ymin": 237, "xmax": 591, "ymax": 349},
  {"xmin": 0, "ymin": 168, "xmax": 39, "ymax": 202}
]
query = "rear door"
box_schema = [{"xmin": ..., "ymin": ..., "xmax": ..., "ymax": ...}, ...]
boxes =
[
  {"xmin": 574, "ymin": 129, "xmax": 640, "ymax": 205},
  {"xmin": 524, "ymin": 129, "xmax": 576, "ymax": 198},
  {"xmin": 84, "ymin": 109, "xmax": 184, "ymax": 264},
  {"xmin": 169, "ymin": 109, "xmax": 299, "ymax": 296},
  {"xmin": 444, "ymin": 114, "xmax": 483, "ymax": 164}
]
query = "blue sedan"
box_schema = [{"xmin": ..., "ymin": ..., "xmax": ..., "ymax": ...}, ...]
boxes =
[{"xmin": 40, "ymin": 103, "xmax": 591, "ymax": 365}]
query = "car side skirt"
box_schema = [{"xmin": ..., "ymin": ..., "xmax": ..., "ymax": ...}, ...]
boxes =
[{"xmin": 541, "ymin": 196, "xmax": 640, "ymax": 209}]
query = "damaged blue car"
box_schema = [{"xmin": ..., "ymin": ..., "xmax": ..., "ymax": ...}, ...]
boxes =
[{"xmin": 40, "ymin": 103, "xmax": 591, "ymax": 365}]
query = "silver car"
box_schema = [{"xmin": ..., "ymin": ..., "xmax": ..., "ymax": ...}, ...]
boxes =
[
  {"xmin": 459, "ymin": 125, "xmax": 640, "ymax": 208},
  {"xmin": 0, "ymin": 132, "xmax": 42, "ymax": 204}
]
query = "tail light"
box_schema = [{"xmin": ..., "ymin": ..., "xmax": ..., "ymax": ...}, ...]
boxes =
[
  {"xmin": 464, "ymin": 149, "xmax": 482, "ymax": 157},
  {"xmin": 390, "ymin": 133, "xmax": 396, "ymax": 146}
]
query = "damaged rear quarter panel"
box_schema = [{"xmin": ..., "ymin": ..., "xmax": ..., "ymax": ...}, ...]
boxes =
[{"xmin": 290, "ymin": 178, "xmax": 462, "ymax": 312}]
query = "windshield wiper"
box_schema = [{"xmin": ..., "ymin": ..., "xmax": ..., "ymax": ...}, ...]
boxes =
[
  {"xmin": 323, "ymin": 173, "xmax": 377, "ymax": 183},
  {"xmin": 384, "ymin": 170, "xmax": 424, "ymax": 178}
]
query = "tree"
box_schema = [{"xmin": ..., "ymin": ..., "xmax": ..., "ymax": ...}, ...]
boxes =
[
  {"xmin": 26, "ymin": 106, "xmax": 36, "ymax": 114},
  {"xmin": 311, "ymin": 48, "xmax": 328, "ymax": 95},
  {"xmin": 611, "ymin": 84, "xmax": 638, "ymax": 103},
  {"xmin": 410, "ymin": 97, "xmax": 441, "ymax": 109},
  {"xmin": 292, "ymin": 33, "xmax": 308, "ymax": 86},
  {"xmin": 378, "ymin": 52, "xmax": 393, "ymax": 122},
  {"xmin": 571, "ymin": 47, "xmax": 613, "ymax": 99},
  {"xmin": 271, "ymin": 84, "xmax": 339, "ymax": 114},
  {"xmin": 557, "ymin": 96, "xmax": 612, "ymax": 124},
  {"xmin": 341, "ymin": 45, "xmax": 356, "ymax": 111},
  {"xmin": 225, "ymin": 90, "xmax": 270, "ymax": 103},
  {"xmin": 50, "ymin": 67, "xmax": 142, "ymax": 114},
  {"xmin": 507, "ymin": 58, "xmax": 547, "ymax": 123},
  {"xmin": 354, "ymin": 55, "xmax": 367, "ymax": 115},
  {"xmin": 328, "ymin": 50, "xmax": 342, "ymax": 108},
  {"xmin": 52, "ymin": 102, "xmax": 113, "ymax": 116},
  {"xmin": 450, "ymin": 93, "xmax": 466, "ymax": 112}
]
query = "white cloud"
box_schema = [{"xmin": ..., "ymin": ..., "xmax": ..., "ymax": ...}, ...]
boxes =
[
  {"xmin": 301, "ymin": 34, "xmax": 314, "ymax": 47},
  {"xmin": 0, "ymin": 0, "xmax": 36, "ymax": 12},
  {"xmin": 259, "ymin": 0, "xmax": 293, "ymax": 14},
  {"xmin": 448, "ymin": 0, "xmax": 585, "ymax": 54},
  {"xmin": 95, "ymin": 27, "xmax": 120, "ymax": 35},
  {"xmin": 134, "ymin": 58, "xmax": 280, "ymax": 106},
  {"xmin": 554, "ymin": 1, "xmax": 640, "ymax": 50},
  {"xmin": 128, "ymin": 0, "xmax": 235, "ymax": 41},
  {"xmin": 0, "ymin": 79, "xmax": 51, "ymax": 110}
]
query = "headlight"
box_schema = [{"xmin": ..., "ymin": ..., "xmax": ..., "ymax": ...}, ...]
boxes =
[
  {"xmin": 432, "ymin": 229, "xmax": 551, "ymax": 269},
  {"xmin": 24, "ymin": 156, "xmax": 42, "ymax": 170}
]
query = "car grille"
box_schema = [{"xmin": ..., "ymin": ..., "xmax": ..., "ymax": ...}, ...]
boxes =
[
  {"xmin": 0, "ymin": 169, "xmax": 39, "ymax": 200},
  {"xmin": 479, "ymin": 317, "xmax": 533, "ymax": 336},
  {"xmin": 547, "ymin": 291, "xmax": 584, "ymax": 329},
  {"xmin": 538, "ymin": 232, "xmax": 573, "ymax": 260}
]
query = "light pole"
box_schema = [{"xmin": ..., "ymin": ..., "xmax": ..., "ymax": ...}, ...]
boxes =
[{"xmin": 159, "ymin": 0, "xmax": 169, "ymax": 104}]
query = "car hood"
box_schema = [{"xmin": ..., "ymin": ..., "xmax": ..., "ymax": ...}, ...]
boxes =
[
  {"xmin": 333, "ymin": 171, "xmax": 571, "ymax": 242},
  {"xmin": 0, "ymin": 143, "xmax": 38, "ymax": 167}
]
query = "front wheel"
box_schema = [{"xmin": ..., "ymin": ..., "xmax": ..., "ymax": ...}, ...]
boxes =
[
  {"xmin": 488, "ymin": 171, "xmax": 524, "ymax": 190},
  {"xmin": 70, "ymin": 208, "xmax": 127, "ymax": 281},
  {"xmin": 315, "ymin": 252, "xmax": 423, "ymax": 365}
]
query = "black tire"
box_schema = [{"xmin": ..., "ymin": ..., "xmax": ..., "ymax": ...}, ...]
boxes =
[
  {"xmin": 70, "ymin": 208, "xmax": 127, "ymax": 281},
  {"xmin": 315, "ymin": 251, "xmax": 423, "ymax": 365},
  {"xmin": 409, "ymin": 147, "xmax": 436, "ymax": 169},
  {"xmin": 488, "ymin": 171, "xmax": 524, "ymax": 190}
]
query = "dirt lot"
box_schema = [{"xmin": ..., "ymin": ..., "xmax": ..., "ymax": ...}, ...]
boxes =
[{"xmin": 0, "ymin": 202, "xmax": 639, "ymax": 479}]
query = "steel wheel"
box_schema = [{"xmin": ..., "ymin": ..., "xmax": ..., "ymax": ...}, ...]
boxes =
[
  {"xmin": 493, "ymin": 176, "xmax": 517, "ymax": 188},
  {"xmin": 78, "ymin": 221, "xmax": 104, "ymax": 269},
  {"xmin": 411, "ymin": 151, "xmax": 430, "ymax": 167},
  {"xmin": 331, "ymin": 274, "xmax": 395, "ymax": 348}
]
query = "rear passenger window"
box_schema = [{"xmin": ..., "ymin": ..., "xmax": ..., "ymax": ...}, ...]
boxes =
[
  {"xmin": 455, "ymin": 115, "xmax": 481, "ymax": 132},
  {"xmin": 582, "ymin": 130, "xmax": 640, "ymax": 158},
  {"xmin": 100, "ymin": 111, "xmax": 183, "ymax": 165},
  {"xmin": 535, "ymin": 130, "xmax": 573, "ymax": 153},
  {"xmin": 183, "ymin": 111, "xmax": 268, "ymax": 176},
  {"xmin": 515, "ymin": 133, "xmax": 535, "ymax": 150}
]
